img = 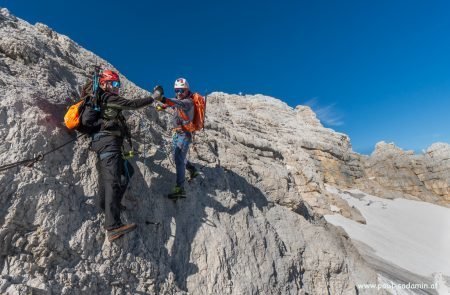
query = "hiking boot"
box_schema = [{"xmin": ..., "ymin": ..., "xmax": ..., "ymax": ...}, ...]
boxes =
[
  {"xmin": 107, "ymin": 223, "xmax": 137, "ymax": 242},
  {"xmin": 167, "ymin": 186, "xmax": 186, "ymax": 200},
  {"xmin": 189, "ymin": 170, "xmax": 200, "ymax": 181}
]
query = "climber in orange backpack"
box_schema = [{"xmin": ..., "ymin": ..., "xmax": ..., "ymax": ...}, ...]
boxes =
[
  {"xmin": 155, "ymin": 78, "xmax": 205, "ymax": 199},
  {"xmin": 80, "ymin": 69, "xmax": 163, "ymax": 242}
]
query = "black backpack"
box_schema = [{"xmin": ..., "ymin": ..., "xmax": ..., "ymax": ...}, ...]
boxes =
[{"xmin": 78, "ymin": 96, "xmax": 103, "ymax": 134}]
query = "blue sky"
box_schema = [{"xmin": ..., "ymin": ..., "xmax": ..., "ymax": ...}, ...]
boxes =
[{"xmin": 2, "ymin": 0, "xmax": 450, "ymax": 154}]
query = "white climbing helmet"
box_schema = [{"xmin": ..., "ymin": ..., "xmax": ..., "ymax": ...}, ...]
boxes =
[{"xmin": 174, "ymin": 78, "xmax": 189, "ymax": 90}]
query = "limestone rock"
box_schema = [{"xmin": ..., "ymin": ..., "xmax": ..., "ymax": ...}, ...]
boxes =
[
  {"xmin": 360, "ymin": 141, "xmax": 450, "ymax": 206},
  {"xmin": 0, "ymin": 7, "xmax": 447, "ymax": 294}
]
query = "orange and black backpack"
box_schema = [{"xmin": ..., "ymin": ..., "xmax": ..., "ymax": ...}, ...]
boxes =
[
  {"xmin": 64, "ymin": 73, "xmax": 103, "ymax": 134},
  {"xmin": 64, "ymin": 96, "xmax": 103, "ymax": 134}
]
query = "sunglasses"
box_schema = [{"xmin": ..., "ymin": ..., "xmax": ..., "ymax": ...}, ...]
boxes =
[
  {"xmin": 110, "ymin": 81, "xmax": 121, "ymax": 88},
  {"xmin": 175, "ymin": 88, "xmax": 186, "ymax": 94}
]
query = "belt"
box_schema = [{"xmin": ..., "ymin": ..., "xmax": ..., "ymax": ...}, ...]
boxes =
[
  {"xmin": 98, "ymin": 151, "xmax": 117, "ymax": 161},
  {"xmin": 91, "ymin": 130, "xmax": 121, "ymax": 141},
  {"xmin": 172, "ymin": 127, "xmax": 192, "ymax": 134}
]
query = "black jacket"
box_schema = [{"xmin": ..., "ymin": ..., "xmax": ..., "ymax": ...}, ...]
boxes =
[{"xmin": 90, "ymin": 89, "xmax": 154, "ymax": 154}]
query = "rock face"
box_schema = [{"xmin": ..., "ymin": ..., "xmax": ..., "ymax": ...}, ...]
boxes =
[
  {"xmin": 0, "ymin": 7, "xmax": 448, "ymax": 294},
  {"xmin": 357, "ymin": 142, "xmax": 450, "ymax": 206}
]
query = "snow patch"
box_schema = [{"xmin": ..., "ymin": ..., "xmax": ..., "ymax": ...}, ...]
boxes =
[
  {"xmin": 325, "ymin": 186, "xmax": 450, "ymax": 283},
  {"xmin": 433, "ymin": 273, "xmax": 450, "ymax": 295}
]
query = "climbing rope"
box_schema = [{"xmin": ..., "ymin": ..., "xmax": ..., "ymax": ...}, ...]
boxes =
[{"xmin": 0, "ymin": 133, "xmax": 86, "ymax": 173}]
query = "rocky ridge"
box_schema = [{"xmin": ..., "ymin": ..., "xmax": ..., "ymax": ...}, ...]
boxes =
[{"xmin": 0, "ymin": 7, "xmax": 448, "ymax": 294}]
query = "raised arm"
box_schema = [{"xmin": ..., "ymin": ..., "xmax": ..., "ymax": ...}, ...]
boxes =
[
  {"xmin": 160, "ymin": 97, "xmax": 193, "ymax": 111},
  {"xmin": 101, "ymin": 92, "xmax": 155, "ymax": 110}
]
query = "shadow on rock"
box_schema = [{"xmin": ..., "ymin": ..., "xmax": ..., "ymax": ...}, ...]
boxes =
[{"xmin": 124, "ymin": 151, "xmax": 270, "ymax": 292}]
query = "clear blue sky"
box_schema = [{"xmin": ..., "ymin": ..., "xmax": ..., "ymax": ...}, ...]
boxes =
[{"xmin": 2, "ymin": 0, "xmax": 450, "ymax": 154}]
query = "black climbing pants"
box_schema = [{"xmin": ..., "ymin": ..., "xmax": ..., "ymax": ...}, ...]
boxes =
[
  {"xmin": 97, "ymin": 152, "xmax": 134, "ymax": 229},
  {"xmin": 91, "ymin": 132, "xmax": 134, "ymax": 229}
]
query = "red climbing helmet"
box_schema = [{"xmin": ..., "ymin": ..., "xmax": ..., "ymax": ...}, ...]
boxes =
[{"xmin": 99, "ymin": 69, "xmax": 120, "ymax": 84}]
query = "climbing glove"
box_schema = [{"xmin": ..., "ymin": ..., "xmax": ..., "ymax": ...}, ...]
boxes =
[
  {"xmin": 152, "ymin": 85, "xmax": 164, "ymax": 101},
  {"xmin": 156, "ymin": 104, "xmax": 167, "ymax": 111}
]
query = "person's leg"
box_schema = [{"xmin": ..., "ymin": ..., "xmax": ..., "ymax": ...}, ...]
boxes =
[
  {"xmin": 169, "ymin": 132, "xmax": 192, "ymax": 199},
  {"xmin": 99, "ymin": 153, "xmax": 123, "ymax": 230},
  {"xmin": 119, "ymin": 159, "xmax": 134, "ymax": 198},
  {"xmin": 173, "ymin": 133, "xmax": 191, "ymax": 188},
  {"xmin": 185, "ymin": 160, "xmax": 198, "ymax": 180},
  {"xmin": 96, "ymin": 158, "xmax": 106, "ymax": 211},
  {"xmin": 185, "ymin": 160, "xmax": 195, "ymax": 172}
]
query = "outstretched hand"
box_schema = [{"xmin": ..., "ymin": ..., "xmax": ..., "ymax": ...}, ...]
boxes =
[
  {"xmin": 152, "ymin": 85, "xmax": 164, "ymax": 101},
  {"xmin": 156, "ymin": 104, "xmax": 168, "ymax": 111}
]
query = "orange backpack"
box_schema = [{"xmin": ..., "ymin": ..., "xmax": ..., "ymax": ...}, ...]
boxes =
[
  {"xmin": 191, "ymin": 93, "xmax": 206, "ymax": 131},
  {"xmin": 64, "ymin": 96, "xmax": 102, "ymax": 134},
  {"xmin": 64, "ymin": 100, "xmax": 84, "ymax": 130},
  {"xmin": 178, "ymin": 93, "xmax": 206, "ymax": 132}
]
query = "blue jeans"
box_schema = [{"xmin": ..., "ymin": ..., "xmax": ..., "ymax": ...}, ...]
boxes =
[{"xmin": 172, "ymin": 132, "xmax": 195, "ymax": 188}]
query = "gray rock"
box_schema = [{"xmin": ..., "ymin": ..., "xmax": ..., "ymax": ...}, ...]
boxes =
[
  {"xmin": 0, "ymin": 8, "xmax": 447, "ymax": 295},
  {"xmin": 361, "ymin": 141, "xmax": 450, "ymax": 206}
]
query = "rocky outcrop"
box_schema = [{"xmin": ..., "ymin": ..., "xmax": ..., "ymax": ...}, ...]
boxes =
[
  {"xmin": 0, "ymin": 7, "xmax": 448, "ymax": 294},
  {"xmin": 358, "ymin": 142, "xmax": 450, "ymax": 206},
  {"xmin": 202, "ymin": 92, "xmax": 370, "ymax": 221},
  {"xmin": 421, "ymin": 143, "xmax": 450, "ymax": 201}
]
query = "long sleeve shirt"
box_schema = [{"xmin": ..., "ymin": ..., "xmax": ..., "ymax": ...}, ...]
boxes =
[
  {"xmin": 161, "ymin": 93, "xmax": 194, "ymax": 131},
  {"xmin": 99, "ymin": 90, "xmax": 154, "ymax": 136}
]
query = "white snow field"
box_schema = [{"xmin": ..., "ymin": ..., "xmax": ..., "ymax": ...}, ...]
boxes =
[{"xmin": 325, "ymin": 186, "xmax": 450, "ymax": 294}]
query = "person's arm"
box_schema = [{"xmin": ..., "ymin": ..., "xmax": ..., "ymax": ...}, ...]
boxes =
[
  {"xmin": 160, "ymin": 97, "xmax": 192, "ymax": 111},
  {"xmin": 102, "ymin": 92, "xmax": 155, "ymax": 110}
]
